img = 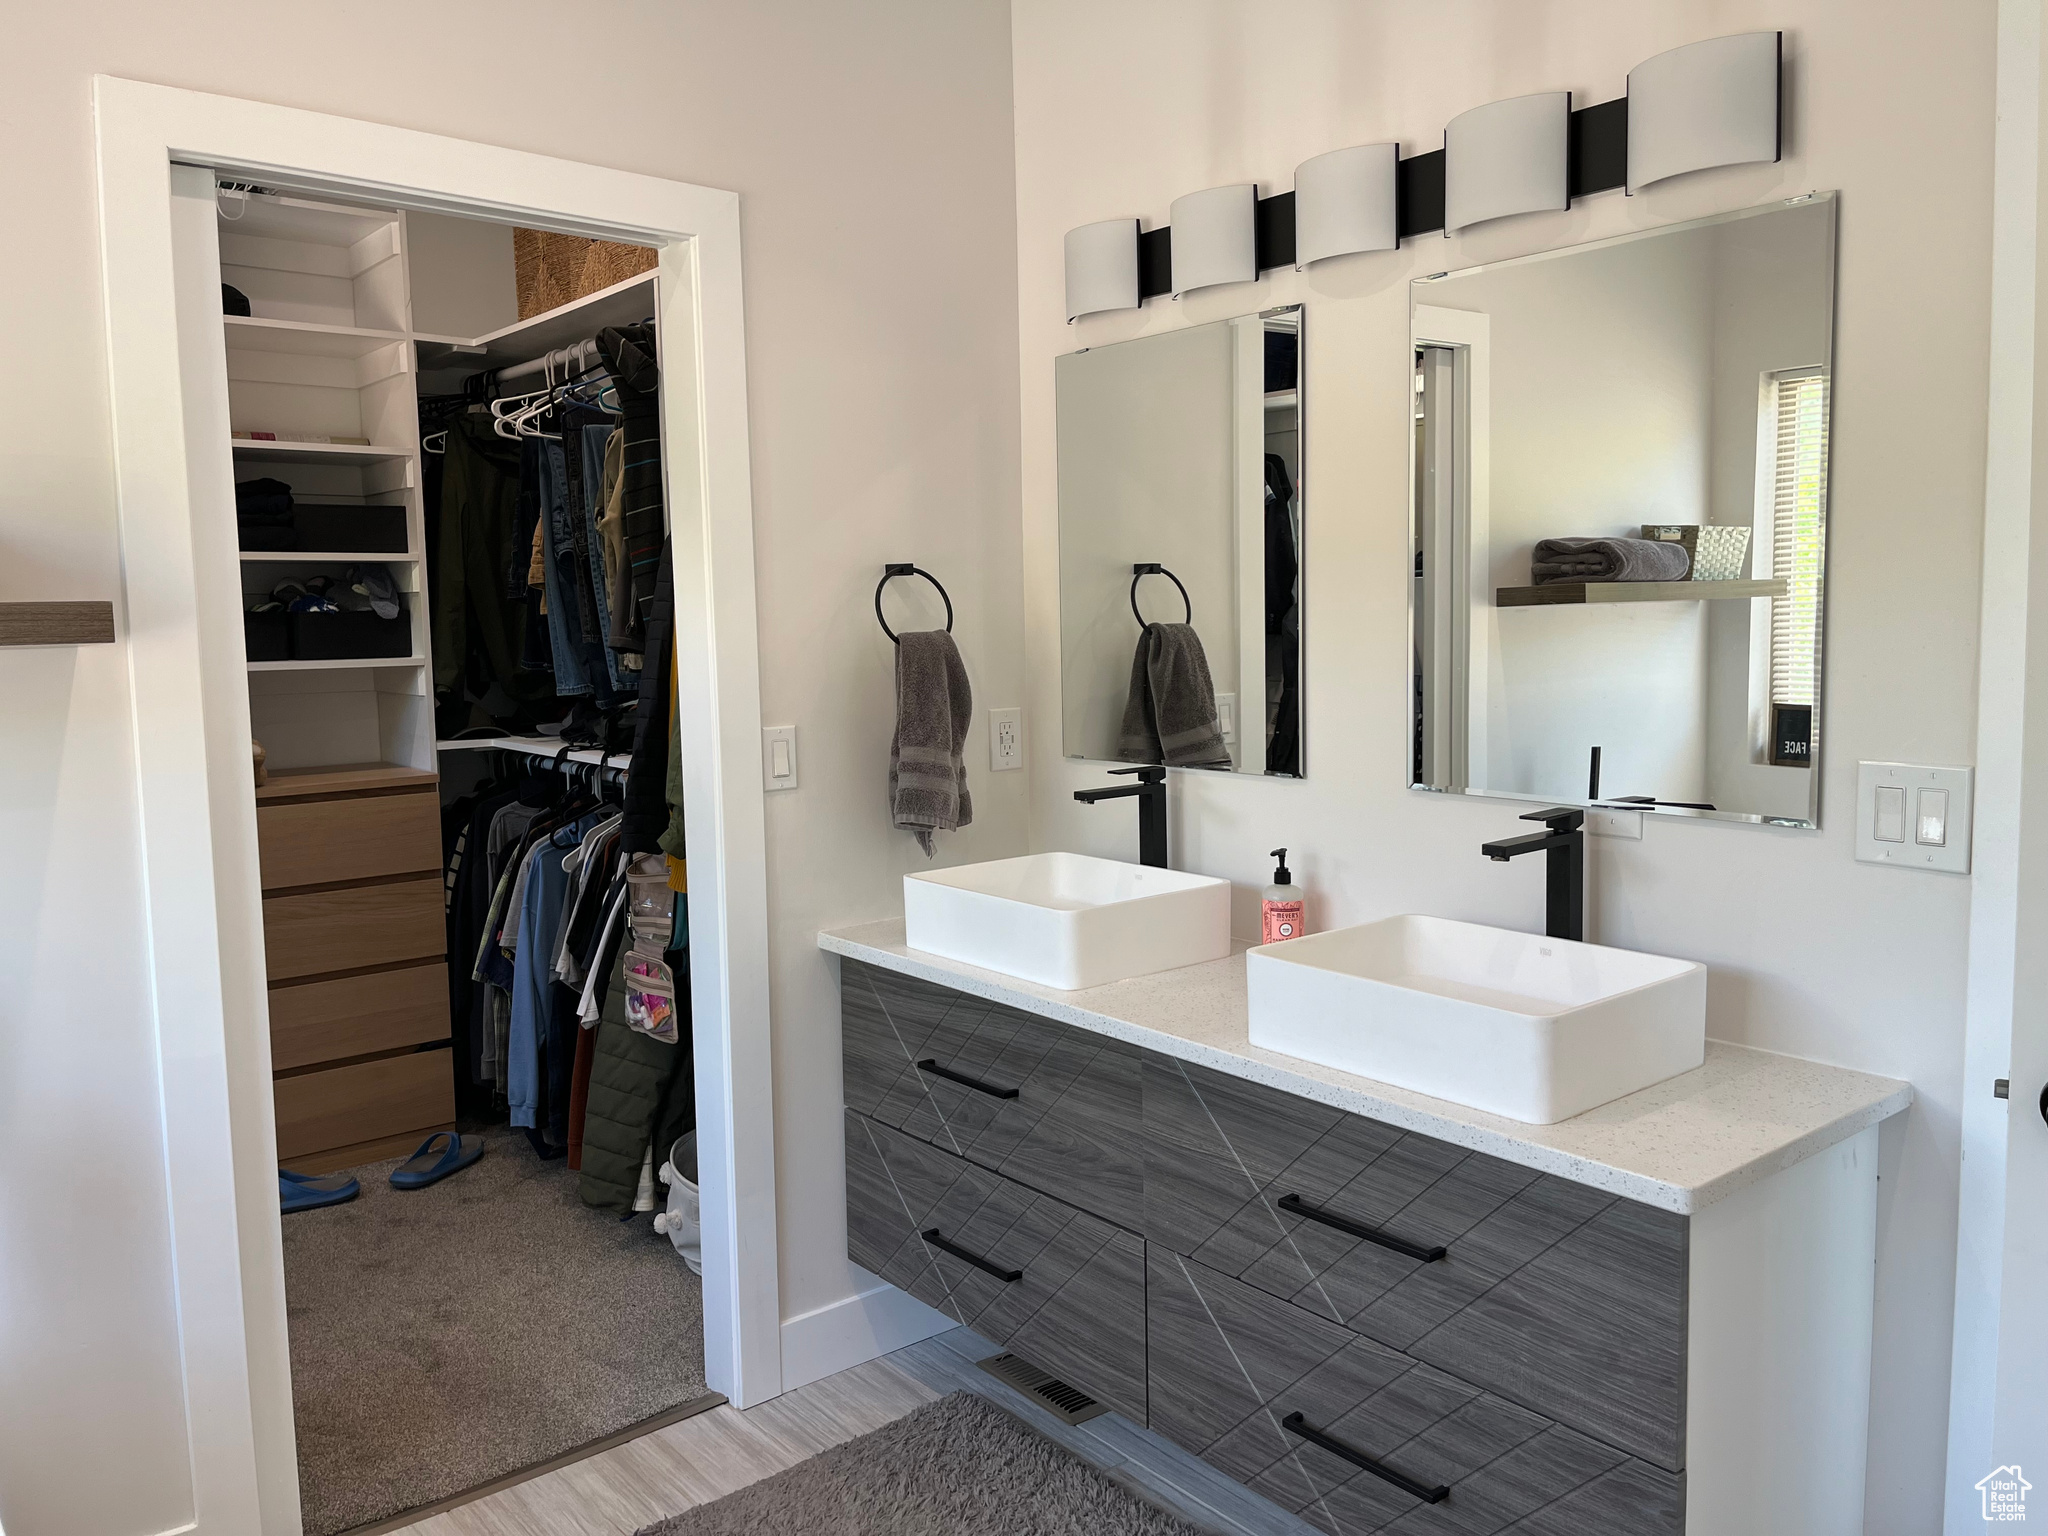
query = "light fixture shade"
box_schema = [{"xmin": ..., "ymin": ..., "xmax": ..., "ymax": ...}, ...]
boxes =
[
  {"xmin": 1064, "ymin": 219, "xmax": 1140, "ymax": 322},
  {"xmin": 1293, "ymin": 143, "xmax": 1399, "ymax": 266},
  {"xmin": 1627, "ymin": 32, "xmax": 1782, "ymax": 193},
  {"xmin": 1443, "ymin": 91, "xmax": 1571, "ymax": 233},
  {"xmin": 1168, "ymin": 184, "xmax": 1257, "ymax": 296}
]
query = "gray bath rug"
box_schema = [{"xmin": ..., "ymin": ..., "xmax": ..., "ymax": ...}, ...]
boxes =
[
  {"xmin": 284, "ymin": 1129, "xmax": 706, "ymax": 1535},
  {"xmin": 636, "ymin": 1390, "xmax": 1209, "ymax": 1536}
]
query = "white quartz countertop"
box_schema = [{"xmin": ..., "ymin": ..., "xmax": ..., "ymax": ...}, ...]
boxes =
[{"xmin": 818, "ymin": 918, "xmax": 1913, "ymax": 1215}]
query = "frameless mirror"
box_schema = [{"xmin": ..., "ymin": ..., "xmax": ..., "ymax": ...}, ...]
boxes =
[
  {"xmin": 1411, "ymin": 194, "xmax": 1834, "ymax": 826},
  {"xmin": 1056, "ymin": 305, "xmax": 1303, "ymax": 776}
]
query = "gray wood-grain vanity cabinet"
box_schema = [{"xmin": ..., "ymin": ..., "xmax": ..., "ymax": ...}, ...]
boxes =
[{"xmin": 839, "ymin": 959, "xmax": 1691, "ymax": 1535}]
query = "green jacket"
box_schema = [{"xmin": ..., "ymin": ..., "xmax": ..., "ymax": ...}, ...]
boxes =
[{"xmin": 578, "ymin": 941, "xmax": 695, "ymax": 1215}]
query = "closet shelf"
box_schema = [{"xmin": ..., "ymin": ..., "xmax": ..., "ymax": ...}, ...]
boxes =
[
  {"xmin": 1496, "ymin": 577, "xmax": 1787, "ymax": 608},
  {"xmin": 223, "ymin": 316, "xmax": 411, "ymax": 359},
  {"xmin": 0, "ymin": 601, "xmax": 115, "ymax": 646},
  {"xmin": 255, "ymin": 761, "xmax": 439, "ymax": 801},
  {"xmin": 437, "ymin": 734, "xmax": 633, "ymax": 771},
  {"xmin": 248, "ymin": 655, "xmax": 427, "ymax": 673},
  {"xmin": 1264, "ymin": 389, "xmax": 1299, "ymax": 410},
  {"xmin": 240, "ymin": 551, "xmax": 421, "ymax": 563},
  {"xmin": 232, "ymin": 440, "xmax": 414, "ymax": 467},
  {"xmin": 414, "ymin": 270, "xmax": 657, "ymax": 371}
]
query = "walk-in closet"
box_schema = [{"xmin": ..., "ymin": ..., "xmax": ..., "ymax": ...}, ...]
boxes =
[{"xmin": 215, "ymin": 182, "xmax": 712, "ymax": 1534}]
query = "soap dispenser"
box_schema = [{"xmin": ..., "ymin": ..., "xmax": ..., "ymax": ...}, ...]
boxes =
[{"xmin": 1262, "ymin": 849, "xmax": 1306, "ymax": 944}]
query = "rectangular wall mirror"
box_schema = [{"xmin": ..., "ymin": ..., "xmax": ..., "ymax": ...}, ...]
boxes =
[
  {"xmin": 1057, "ymin": 305, "xmax": 1304, "ymax": 776},
  {"xmin": 1411, "ymin": 194, "xmax": 1835, "ymax": 827}
]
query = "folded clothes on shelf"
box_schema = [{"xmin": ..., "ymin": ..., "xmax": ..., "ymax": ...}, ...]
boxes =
[{"xmin": 1531, "ymin": 535, "xmax": 1692, "ymax": 584}]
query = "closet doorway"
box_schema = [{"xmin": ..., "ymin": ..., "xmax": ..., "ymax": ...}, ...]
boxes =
[{"xmin": 96, "ymin": 79, "xmax": 777, "ymax": 1536}]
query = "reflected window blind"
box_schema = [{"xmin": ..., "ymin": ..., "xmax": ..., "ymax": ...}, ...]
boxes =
[{"xmin": 1769, "ymin": 371, "xmax": 1829, "ymax": 707}]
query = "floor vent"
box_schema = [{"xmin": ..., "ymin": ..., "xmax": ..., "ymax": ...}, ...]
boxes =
[{"xmin": 976, "ymin": 1352, "xmax": 1110, "ymax": 1426}]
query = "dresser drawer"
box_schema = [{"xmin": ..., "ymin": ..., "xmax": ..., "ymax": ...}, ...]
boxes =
[
  {"xmin": 274, "ymin": 1049, "xmax": 454, "ymax": 1160},
  {"xmin": 1143, "ymin": 1055, "xmax": 1688, "ymax": 1470},
  {"xmin": 262, "ymin": 876, "xmax": 445, "ymax": 981},
  {"xmin": 1148, "ymin": 1250, "xmax": 1682, "ymax": 1536},
  {"xmin": 257, "ymin": 788, "xmax": 441, "ymax": 891},
  {"xmin": 844, "ymin": 1110, "xmax": 1145, "ymax": 1421},
  {"xmin": 269, "ymin": 962, "xmax": 449, "ymax": 1070},
  {"xmin": 840, "ymin": 960, "xmax": 1145, "ymax": 1231}
]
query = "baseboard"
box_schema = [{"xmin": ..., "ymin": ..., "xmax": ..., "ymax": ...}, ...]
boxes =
[{"xmin": 778, "ymin": 1268, "xmax": 954, "ymax": 1394}]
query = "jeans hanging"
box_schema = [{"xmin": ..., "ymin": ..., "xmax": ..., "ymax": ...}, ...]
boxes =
[{"xmin": 537, "ymin": 440, "xmax": 620, "ymax": 707}]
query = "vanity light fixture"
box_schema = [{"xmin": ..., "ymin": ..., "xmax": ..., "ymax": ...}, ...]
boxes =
[
  {"xmin": 1292, "ymin": 143, "xmax": 1399, "ymax": 267},
  {"xmin": 1168, "ymin": 184, "xmax": 1257, "ymax": 296},
  {"xmin": 1064, "ymin": 218, "xmax": 1140, "ymax": 323},
  {"xmin": 1627, "ymin": 31, "xmax": 1783, "ymax": 193},
  {"xmin": 1443, "ymin": 91, "xmax": 1571, "ymax": 233}
]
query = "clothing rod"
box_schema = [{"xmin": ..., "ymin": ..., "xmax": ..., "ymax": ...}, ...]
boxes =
[{"xmin": 495, "ymin": 337, "xmax": 605, "ymax": 385}]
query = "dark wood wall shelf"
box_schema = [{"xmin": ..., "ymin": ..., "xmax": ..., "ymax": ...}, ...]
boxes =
[
  {"xmin": 1497, "ymin": 578, "xmax": 1786, "ymax": 608},
  {"xmin": 0, "ymin": 601, "xmax": 116, "ymax": 646}
]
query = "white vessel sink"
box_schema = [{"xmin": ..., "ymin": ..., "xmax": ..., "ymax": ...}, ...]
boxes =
[
  {"xmin": 1246, "ymin": 915, "xmax": 1705, "ymax": 1124},
  {"xmin": 904, "ymin": 852, "xmax": 1232, "ymax": 990}
]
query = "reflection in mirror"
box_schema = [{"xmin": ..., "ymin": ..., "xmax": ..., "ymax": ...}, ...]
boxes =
[
  {"xmin": 1411, "ymin": 195, "xmax": 1834, "ymax": 826},
  {"xmin": 1057, "ymin": 305, "xmax": 1303, "ymax": 776}
]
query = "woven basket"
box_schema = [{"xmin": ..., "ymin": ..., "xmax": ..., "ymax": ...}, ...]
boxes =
[
  {"xmin": 513, "ymin": 229, "xmax": 658, "ymax": 320},
  {"xmin": 1640, "ymin": 523, "xmax": 1753, "ymax": 581}
]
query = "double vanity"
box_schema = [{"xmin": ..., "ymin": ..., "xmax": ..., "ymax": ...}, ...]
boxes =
[{"xmin": 821, "ymin": 851, "xmax": 1911, "ymax": 1536}]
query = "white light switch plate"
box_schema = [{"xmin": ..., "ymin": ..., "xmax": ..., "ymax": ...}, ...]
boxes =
[
  {"xmin": 1217, "ymin": 693, "xmax": 1238, "ymax": 743},
  {"xmin": 1856, "ymin": 761, "xmax": 1971, "ymax": 872},
  {"xmin": 989, "ymin": 707, "xmax": 1023, "ymax": 771},
  {"xmin": 762, "ymin": 725, "xmax": 798, "ymax": 791}
]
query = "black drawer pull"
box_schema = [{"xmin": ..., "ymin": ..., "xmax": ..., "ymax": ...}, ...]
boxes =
[
  {"xmin": 922, "ymin": 1228, "xmax": 1023, "ymax": 1282},
  {"xmin": 916, "ymin": 1058, "xmax": 1020, "ymax": 1099},
  {"xmin": 1281, "ymin": 1412, "xmax": 1450, "ymax": 1504},
  {"xmin": 1277, "ymin": 1193, "xmax": 1447, "ymax": 1263}
]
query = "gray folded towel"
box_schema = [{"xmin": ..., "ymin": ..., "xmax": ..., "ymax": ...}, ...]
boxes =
[
  {"xmin": 1117, "ymin": 622, "xmax": 1233, "ymax": 768},
  {"xmin": 1531, "ymin": 536, "xmax": 1692, "ymax": 584},
  {"xmin": 889, "ymin": 630, "xmax": 973, "ymax": 857}
]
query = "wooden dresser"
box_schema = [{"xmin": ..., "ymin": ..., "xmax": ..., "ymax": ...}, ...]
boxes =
[{"xmin": 258, "ymin": 763, "xmax": 454, "ymax": 1172}]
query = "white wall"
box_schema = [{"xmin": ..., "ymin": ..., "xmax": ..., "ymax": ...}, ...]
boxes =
[
  {"xmin": 403, "ymin": 210, "xmax": 518, "ymax": 340},
  {"xmin": 1011, "ymin": 4, "xmax": 1990, "ymax": 1532},
  {"xmin": 0, "ymin": 5, "xmax": 1022, "ymax": 1534}
]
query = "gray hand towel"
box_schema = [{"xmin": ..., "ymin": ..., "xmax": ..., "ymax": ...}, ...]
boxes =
[
  {"xmin": 889, "ymin": 630, "xmax": 973, "ymax": 857},
  {"xmin": 1531, "ymin": 536, "xmax": 1692, "ymax": 584},
  {"xmin": 1117, "ymin": 622, "xmax": 1232, "ymax": 769}
]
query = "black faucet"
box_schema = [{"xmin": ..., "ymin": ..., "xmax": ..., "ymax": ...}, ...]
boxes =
[
  {"xmin": 1075, "ymin": 766, "xmax": 1168, "ymax": 868},
  {"xmin": 1480, "ymin": 807, "xmax": 1585, "ymax": 942}
]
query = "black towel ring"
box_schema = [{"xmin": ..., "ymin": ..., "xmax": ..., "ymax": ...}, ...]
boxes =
[
  {"xmin": 1130, "ymin": 563, "xmax": 1192, "ymax": 627},
  {"xmin": 875, "ymin": 563, "xmax": 954, "ymax": 644}
]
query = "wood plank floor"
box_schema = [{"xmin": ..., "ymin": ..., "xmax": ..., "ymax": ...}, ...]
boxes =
[{"xmin": 384, "ymin": 1327, "xmax": 1317, "ymax": 1536}]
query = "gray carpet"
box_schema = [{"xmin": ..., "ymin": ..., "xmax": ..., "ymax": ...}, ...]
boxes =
[
  {"xmin": 637, "ymin": 1391, "xmax": 1209, "ymax": 1536},
  {"xmin": 284, "ymin": 1128, "xmax": 707, "ymax": 1536}
]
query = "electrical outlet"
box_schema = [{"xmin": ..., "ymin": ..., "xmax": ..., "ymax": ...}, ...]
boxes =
[
  {"xmin": 761, "ymin": 725, "xmax": 797, "ymax": 791},
  {"xmin": 1586, "ymin": 807, "xmax": 1643, "ymax": 839},
  {"xmin": 990, "ymin": 708, "xmax": 1023, "ymax": 771}
]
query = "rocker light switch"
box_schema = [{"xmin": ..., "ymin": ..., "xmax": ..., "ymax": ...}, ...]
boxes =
[
  {"xmin": 1857, "ymin": 762, "xmax": 1972, "ymax": 872},
  {"xmin": 1873, "ymin": 785, "xmax": 1907, "ymax": 843},
  {"xmin": 762, "ymin": 725, "xmax": 797, "ymax": 791}
]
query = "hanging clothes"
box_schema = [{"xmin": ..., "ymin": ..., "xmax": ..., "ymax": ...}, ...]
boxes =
[
  {"xmin": 433, "ymin": 416, "xmax": 557, "ymax": 727},
  {"xmin": 597, "ymin": 323, "xmax": 665, "ymax": 648}
]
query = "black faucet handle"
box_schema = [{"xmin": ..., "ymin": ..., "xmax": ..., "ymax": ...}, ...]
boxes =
[
  {"xmin": 1520, "ymin": 806, "xmax": 1585, "ymax": 831},
  {"xmin": 1108, "ymin": 765, "xmax": 1167, "ymax": 782}
]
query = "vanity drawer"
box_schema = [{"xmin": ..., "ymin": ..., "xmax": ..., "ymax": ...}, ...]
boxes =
[
  {"xmin": 1142, "ymin": 1055, "xmax": 1688, "ymax": 1471},
  {"xmin": 1148, "ymin": 1250, "xmax": 1682, "ymax": 1536},
  {"xmin": 844, "ymin": 1110, "xmax": 1145, "ymax": 1421},
  {"xmin": 840, "ymin": 959, "xmax": 1145, "ymax": 1231}
]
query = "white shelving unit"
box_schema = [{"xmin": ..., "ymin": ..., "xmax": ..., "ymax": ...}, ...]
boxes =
[{"xmin": 224, "ymin": 191, "xmax": 433, "ymax": 774}]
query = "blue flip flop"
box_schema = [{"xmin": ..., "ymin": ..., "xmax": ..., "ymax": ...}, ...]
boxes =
[
  {"xmin": 389, "ymin": 1132, "xmax": 485, "ymax": 1190},
  {"xmin": 280, "ymin": 1167, "xmax": 359, "ymax": 1213}
]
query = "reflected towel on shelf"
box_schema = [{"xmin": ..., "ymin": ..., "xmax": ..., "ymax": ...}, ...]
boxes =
[
  {"xmin": 889, "ymin": 630, "xmax": 973, "ymax": 857},
  {"xmin": 1118, "ymin": 622, "xmax": 1232, "ymax": 768},
  {"xmin": 1531, "ymin": 536, "xmax": 1692, "ymax": 584}
]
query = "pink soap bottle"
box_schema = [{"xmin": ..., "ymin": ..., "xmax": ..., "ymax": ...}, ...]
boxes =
[{"xmin": 1261, "ymin": 848, "xmax": 1306, "ymax": 944}]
